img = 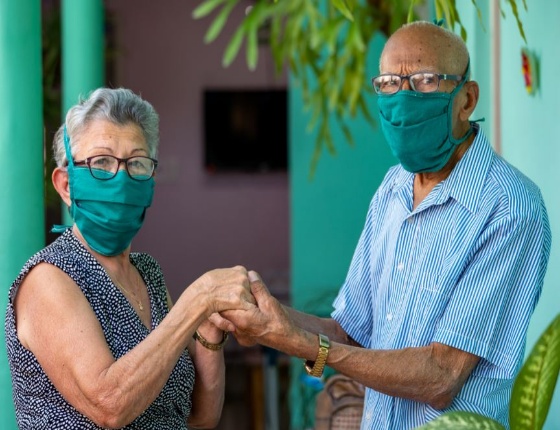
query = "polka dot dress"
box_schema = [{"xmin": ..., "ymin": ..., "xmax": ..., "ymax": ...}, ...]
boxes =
[{"xmin": 5, "ymin": 229, "xmax": 195, "ymax": 429}]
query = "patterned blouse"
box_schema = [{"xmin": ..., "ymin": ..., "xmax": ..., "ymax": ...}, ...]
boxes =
[{"xmin": 5, "ymin": 229, "xmax": 195, "ymax": 429}]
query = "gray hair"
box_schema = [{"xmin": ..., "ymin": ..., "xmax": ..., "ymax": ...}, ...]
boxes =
[{"xmin": 52, "ymin": 87, "xmax": 159, "ymax": 167}]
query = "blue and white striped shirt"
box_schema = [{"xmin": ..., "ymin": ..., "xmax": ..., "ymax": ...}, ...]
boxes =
[{"xmin": 332, "ymin": 127, "xmax": 551, "ymax": 429}]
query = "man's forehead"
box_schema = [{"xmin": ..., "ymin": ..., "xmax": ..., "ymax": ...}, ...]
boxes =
[
  {"xmin": 380, "ymin": 45, "xmax": 441, "ymax": 73},
  {"xmin": 380, "ymin": 31, "xmax": 463, "ymax": 73}
]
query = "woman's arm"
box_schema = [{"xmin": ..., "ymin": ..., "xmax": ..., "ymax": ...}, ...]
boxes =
[
  {"xmin": 14, "ymin": 263, "xmax": 253, "ymax": 429},
  {"xmin": 165, "ymin": 290, "xmax": 227, "ymax": 429}
]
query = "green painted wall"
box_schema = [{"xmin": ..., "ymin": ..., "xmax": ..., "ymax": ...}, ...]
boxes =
[
  {"xmin": 288, "ymin": 32, "xmax": 396, "ymax": 429},
  {"xmin": 459, "ymin": 1, "xmax": 559, "ymax": 427},
  {"xmin": 0, "ymin": 0, "xmax": 44, "ymax": 427},
  {"xmin": 289, "ymin": 2, "xmax": 559, "ymax": 428},
  {"xmin": 499, "ymin": 3, "xmax": 560, "ymax": 429}
]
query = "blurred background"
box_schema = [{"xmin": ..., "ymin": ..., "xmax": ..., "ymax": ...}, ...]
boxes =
[{"xmin": 1, "ymin": 1, "xmax": 558, "ymax": 429}]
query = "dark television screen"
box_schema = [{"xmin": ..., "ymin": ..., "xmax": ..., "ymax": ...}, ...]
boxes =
[{"xmin": 203, "ymin": 89, "xmax": 288, "ymax": 172}]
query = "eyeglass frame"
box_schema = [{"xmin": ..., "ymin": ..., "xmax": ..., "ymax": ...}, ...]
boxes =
[
  {"xmin": 73, "ymin": 154, "xmax": 158, "ymax": 181},
  {"xmin": 371, "ymin": 72, "xmax": 465, "ymax": 95}
]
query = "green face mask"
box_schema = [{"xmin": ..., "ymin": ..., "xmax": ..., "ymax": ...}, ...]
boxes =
[
  {"xmin": 63, "ymin": 127, "xmax": 154, "ymax": 256},
  {"xmin": 377, "ymin": 71, "xmax": 472, "ymax": 173}
]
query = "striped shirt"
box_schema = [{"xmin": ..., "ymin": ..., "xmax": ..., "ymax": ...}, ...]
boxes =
[{"xmin": 332, "ymin": 126, "xmax": 551, "ymax": 430}]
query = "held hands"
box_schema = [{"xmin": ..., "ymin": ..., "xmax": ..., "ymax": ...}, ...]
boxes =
[
  {"xmin": 212, "ymin": 271, "xmax": 294, "ymax": 348},
  {"xmin": 191, "ymin": 265, "xmax": 257, "ymax": 318}
]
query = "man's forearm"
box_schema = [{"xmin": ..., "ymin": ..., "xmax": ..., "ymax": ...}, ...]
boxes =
[{"xmin": 284, "ymin": 306, "xmax": 359, "ymax": 346}]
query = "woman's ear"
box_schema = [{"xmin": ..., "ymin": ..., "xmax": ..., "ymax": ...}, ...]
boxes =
[
  {"xmin": 459, "ymin": 80, "xmax": 480, "ymax": 121},
  {"xmin": 52, "ymin": 167, "xmax": 71, "ymax": 208}
]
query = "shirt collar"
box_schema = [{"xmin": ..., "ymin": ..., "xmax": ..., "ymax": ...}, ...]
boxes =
[
  {"xmin": 441, "ymin": 125, "xmax": 494, "ymax": 213},
  {"xmin": 390, "ymin": 124, "xmax": 494, "ymax": 213}
]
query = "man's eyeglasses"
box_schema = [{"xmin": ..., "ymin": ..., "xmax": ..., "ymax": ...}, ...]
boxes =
[
  {"xmin": 73, "ymin": 155, "xmax": 158, "ymax": 181},
  {"xmin": 371, "ymin": 72, "xmax": 464, "ymax": 95}
]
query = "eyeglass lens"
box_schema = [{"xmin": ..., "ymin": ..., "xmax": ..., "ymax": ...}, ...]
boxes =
[
  {"xmin": 89, "ymin": 155, "xmax": 155, "ymax": 180},
  {"xmin": 373, "ymin": 73, "xmax": 440, "ymax": 94}
]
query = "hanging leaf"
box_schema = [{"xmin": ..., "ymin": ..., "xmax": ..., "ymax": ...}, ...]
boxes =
[
  {"xmin": 332, "ymin": 0, "xmax": 354, "ymax": 22},
  {"xmin": 192, "ymin": 0, "xmax": 227, "ymax": 19},
  {"xmin": 203, "ymin": 0, "xmax": 237, "ymax": 44},
  {"xmin": 504, "ymin": 0, "xmax": 527, "ymax": 43},
  {"xmin": 222, "ymin": 23, "xmax": 246, "ymax": 67}
]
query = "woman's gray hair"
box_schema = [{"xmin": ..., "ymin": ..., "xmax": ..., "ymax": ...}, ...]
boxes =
[{"xmin": 52, "ymin": 87, "xmax": 159, "ymax": 167}]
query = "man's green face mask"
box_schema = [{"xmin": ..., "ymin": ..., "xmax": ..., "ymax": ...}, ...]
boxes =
[{"xmin": 376, "ymin": 63, "xmax": 473, "ymax": 173}]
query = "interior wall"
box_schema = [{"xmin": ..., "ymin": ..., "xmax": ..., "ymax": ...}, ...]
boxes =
[
  {"xmin": 499, "ymin": 3, "xmax": 560, "ymax": 428},
  {"xmin": 103, "ymin": 0, "xmax": 290, "ymax": 299}
]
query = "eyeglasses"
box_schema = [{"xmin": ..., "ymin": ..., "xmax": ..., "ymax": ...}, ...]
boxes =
[
  {"xmin": 73, "ymin": 154, "xmax": 158, "ymax": 181},
  {"xmin": 371, "ymin": 72, "xmax": 464, "ymax": 95}
]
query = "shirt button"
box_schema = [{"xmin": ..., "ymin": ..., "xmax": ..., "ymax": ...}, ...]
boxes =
[
  {"xmin": 407, "ymin": 218, "xmax": 414, "ymax": 224},
  {"xmin": 365, "ymin": 411, "xmax": 373, "ymax": 420},
  {"xmin": 397, "ymin": 262, "xmax": 404, "ymax": 271},
  {"xmin": 387, "ymin": 313, "xmax": 393, "ymax": 321}
]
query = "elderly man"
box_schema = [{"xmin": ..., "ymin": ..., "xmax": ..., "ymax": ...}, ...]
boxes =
[{"xmin": 218, "ymin": 21, "xmax": 551, "ymax": 429}]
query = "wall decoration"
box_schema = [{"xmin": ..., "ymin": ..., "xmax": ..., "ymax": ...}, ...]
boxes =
[{"xmin": 521, "ymin": 47, "xmax": 539, "ymax": 95}]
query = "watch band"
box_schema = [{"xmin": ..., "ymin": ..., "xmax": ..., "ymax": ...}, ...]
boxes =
[{"xmin": 304, "ymin": 333, "xmax": 330, "ymax": 377}]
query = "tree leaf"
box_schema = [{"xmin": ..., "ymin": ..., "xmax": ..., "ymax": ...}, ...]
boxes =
[
  {"xmin": 192, "ymin": 0, "xmax": 227, "ymax": 19},
  {"xmin": 331, "ymin": 0, "xmax": 354, "ymax": 22},
  {"xmin": 505, "ymin": 0, "xmax": 527, "ymax": 43},
  {"xmin": 222, "ymin": 23, "xmax": 246, "ymax": 67},
  {"xmin": 510, "ymin": 314, "xmax": 560, "ymax": 430},
  {"xmin": 203, "ymin": 0, "xmax": 237, "ymax": 44},
  {"xmin": 416, "ymin": 411, "xmax": 505, "ymax": 429},
  {"xmin": 246, "ymin": 24, "xmax": 258, "ymax": 71}
]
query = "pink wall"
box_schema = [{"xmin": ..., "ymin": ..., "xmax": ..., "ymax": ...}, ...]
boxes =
[{"xmin": 104, "ymin": 0, "xmax": 290, "ymax": 300}]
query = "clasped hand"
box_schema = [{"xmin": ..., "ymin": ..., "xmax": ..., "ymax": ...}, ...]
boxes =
[{"xmin": 209, "ymin": 271, "xmax": 292, "ymax": 348}]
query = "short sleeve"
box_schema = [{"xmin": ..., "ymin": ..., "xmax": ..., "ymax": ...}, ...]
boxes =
[
  {"xmin": 433, "ymin": 198, "xmax": 551, "ymax": 378},
  {"xmin": 331, "ymin": 199, "xmax": 377, "ymax": 347}
]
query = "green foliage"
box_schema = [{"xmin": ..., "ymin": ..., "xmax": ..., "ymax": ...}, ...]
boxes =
[
  {"xmin": 510, "ymin": 313, "xmax": 560, "ymax": 429},
  {"xmin": 418, "ymin": 411, "xmax": 506, "ymax": 429},
  {"xmin": 192, "ymin": 0, "xmax": 527, "ymax": 174},
  {"xmin": 416, "ymin": 313, "xmax": 560, "ymax": 430}
]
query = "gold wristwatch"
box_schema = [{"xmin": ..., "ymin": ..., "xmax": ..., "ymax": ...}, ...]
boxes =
[{"xmin": 304, "ymin": 333, "xmax": 330, "ymax": 377}]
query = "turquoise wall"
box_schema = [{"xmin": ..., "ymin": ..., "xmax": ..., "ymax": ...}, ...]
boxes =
[
  {"xmin": 458, "ymin": 2, "xmax": 560, "ymax": 427},
  {"xmin": 499, "ymin": 3, "xmax": 560, "ymax": 429},
  {"xmin": 289, "ymin": 32, "xmax": 395, "ymax": 429},
  {"xmin": 290, "ymin": 2, "xmax": 559, "ymax": 428}
]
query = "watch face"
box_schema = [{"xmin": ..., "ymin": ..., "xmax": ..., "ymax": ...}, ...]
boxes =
[{"xmin": 318, "ymin": 333, "xmax": 330, "ymax": 348}]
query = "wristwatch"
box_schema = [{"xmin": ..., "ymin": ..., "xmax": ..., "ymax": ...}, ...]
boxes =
[{"xmin": 304, "ymin": 333, "xmax": 330, "ymax": 377}]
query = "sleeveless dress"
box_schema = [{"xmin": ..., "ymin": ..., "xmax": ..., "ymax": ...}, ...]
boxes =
[{"xmin": 5, "ymin": 229, "xmax": 195, "ymax": 429}]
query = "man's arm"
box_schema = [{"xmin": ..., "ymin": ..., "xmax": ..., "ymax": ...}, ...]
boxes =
[{"xmin": 221, "ymin": 273, "xmax": 479, "ymax": 410}]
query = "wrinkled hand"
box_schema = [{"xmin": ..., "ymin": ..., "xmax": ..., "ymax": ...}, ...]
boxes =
[
  {"xmin": 216, "ymin": 271, "xmax": 294, "ymax": 348},
  {"xmin": 186, "ymin": 265, "xmax": 257, "ymax": 318}
]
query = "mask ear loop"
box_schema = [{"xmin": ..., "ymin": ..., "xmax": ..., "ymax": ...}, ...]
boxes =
[
  {"xmin": 52, "ymin": 125, "xmax": 75, "ymax": 234},
  {"xmin": 63, "ymin": 125, "xmax": 75, "ymax": 168},
  {"xmin": 448, "ymin": 60, "xmax": 480, "ymax": 145}
]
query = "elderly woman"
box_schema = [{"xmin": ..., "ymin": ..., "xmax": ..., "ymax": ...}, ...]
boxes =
[{"xmin": 5, "ymin": 87, "xmax": 255, "ymax": 429}]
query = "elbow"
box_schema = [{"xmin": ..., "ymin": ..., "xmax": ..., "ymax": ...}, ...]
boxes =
[
  {"xmin": 425, "ymin": 377, "xmax": 463, "ymax": 410},
  {"xmin": 188, "ymin": 416, "xmax": 221, "ymax": 429},
  {"xmin": 82, "ymin": 387, "xmax": 135, "ymax": 429},
  {"xmin": 427, "ymin": 392, "xmax": 455, "ymax": 410}
]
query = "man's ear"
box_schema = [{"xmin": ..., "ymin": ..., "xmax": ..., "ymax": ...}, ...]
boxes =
[
  {"xmin": 52, "ymin": 167, "xmax": 71, "ymax": 208},
  {"xmin": 459, "ymin": 80, "xmax": 480, "ymax": 121}
]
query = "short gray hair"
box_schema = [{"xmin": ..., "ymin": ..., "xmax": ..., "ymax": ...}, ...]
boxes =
[{"xmin": 53, "ymin": 87, "xmax": 159, "ymax": 167}]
